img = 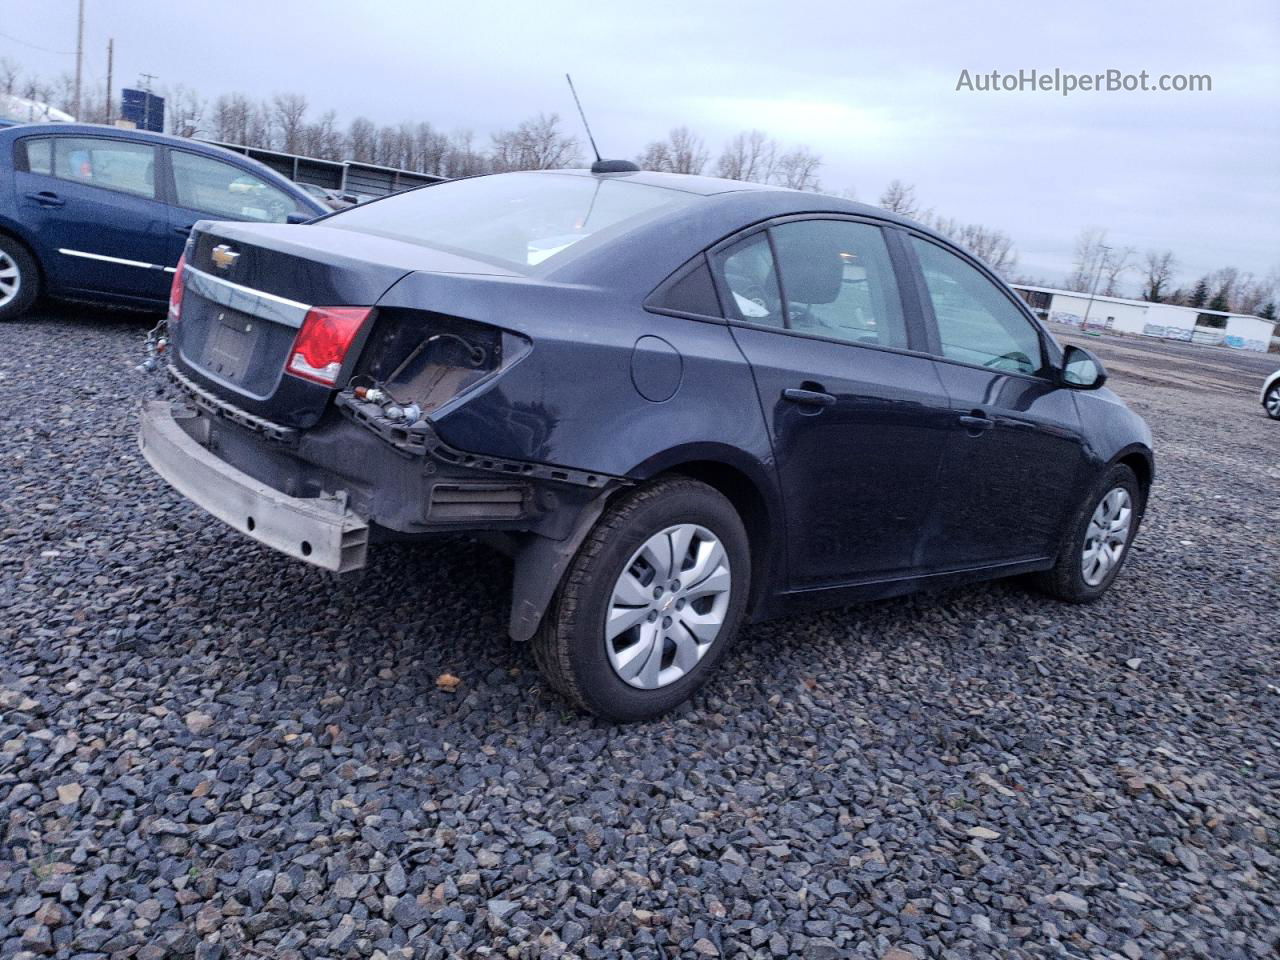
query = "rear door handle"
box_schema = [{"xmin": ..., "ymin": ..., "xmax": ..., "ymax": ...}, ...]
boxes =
[
  {"xmin": 958, "ymin": 413, "xmax": 995, "ymax": 432},
  {"xmin": 25, "ymin": 191, "xmax": 65, "ymax": 208},
  {"xmin": 782, "ymin": 387, "xmax": 836, "ymax": 407}
]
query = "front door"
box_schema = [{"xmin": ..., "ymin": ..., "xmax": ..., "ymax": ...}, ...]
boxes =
[
  {"xmin": 909, "ymin": 236, "xmax": 1087, "ymax": 568},
  {"xmin": 714, "ymin": 219, "xmax": 954, "ymax": 590},
  {"xmin": 14, "ymin": 134, "xmax": 172, "ymax": 302}
]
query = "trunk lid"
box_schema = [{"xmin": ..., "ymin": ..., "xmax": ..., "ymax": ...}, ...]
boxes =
[{"xmin": 171, "ymin": 221, "xmax": 520, "ymax": 428}]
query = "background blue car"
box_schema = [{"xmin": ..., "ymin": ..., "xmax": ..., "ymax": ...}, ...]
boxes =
[{"xmin": 0, "ymin": 123, "xmax": 326, "ymax": 321}]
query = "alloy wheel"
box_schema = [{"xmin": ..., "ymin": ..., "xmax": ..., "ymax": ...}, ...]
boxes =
[
  {"xmin": 1081, "ymin": 487, "xmax": 1133, "ymax": 587},
  {"xmin": 0, "ymin": 251, "xmax": 20, "ymax": 309},
  {"xmin": 605, "ymin": 523, "xmax": 732, "ymax": 690},
  {"xmin": 1266, "ymin": 386, "xmax": 1280, "ymax": 418}
]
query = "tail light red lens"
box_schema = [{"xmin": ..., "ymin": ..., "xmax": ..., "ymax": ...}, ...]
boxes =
[
  {"xmin": 168, "ymin": 254, "xmax": 186, "ymax": 321},
  {"xmin": 285, "ymin": 306, "xmax": 371, "ymax": 386}
]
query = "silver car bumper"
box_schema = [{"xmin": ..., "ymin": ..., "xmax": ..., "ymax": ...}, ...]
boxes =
[{"xmin": 138, "ymin": 401, "xmax": 369, "ymax": 573}]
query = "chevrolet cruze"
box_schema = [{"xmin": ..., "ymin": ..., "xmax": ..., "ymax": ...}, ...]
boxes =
[{"xmin": 137, "ymin": 166, "xmax": 1153, "ymax": 720}]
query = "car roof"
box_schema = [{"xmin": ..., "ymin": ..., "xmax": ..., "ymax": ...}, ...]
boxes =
[{"xmin": 527, "ymin": 167, "xmax": 919, "ymax": 228}]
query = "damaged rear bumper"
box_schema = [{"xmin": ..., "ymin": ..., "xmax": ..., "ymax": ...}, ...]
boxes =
[{"xmin": 138, "ymin": 400, "xmax": 370, "ymax": 573}]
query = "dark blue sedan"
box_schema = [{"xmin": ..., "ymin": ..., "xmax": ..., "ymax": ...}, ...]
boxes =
[
  {"xmin": 0, "ymin": 123, "xmax": 325, "ymax": 321},
  {"xmin": 136, "ymin": 167, "xmax": 1154, "ymax": 720}
]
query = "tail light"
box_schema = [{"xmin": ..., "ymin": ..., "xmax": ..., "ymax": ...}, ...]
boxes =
[
  {"xmin": 285, "ymin": 306, "xmax": 371, "ymax": 386},
  {"xmin": 168, "ymin": 254, "xmax": 186, "ymax": 321}
]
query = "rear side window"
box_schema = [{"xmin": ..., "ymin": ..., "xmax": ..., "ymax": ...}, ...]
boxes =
[
  {"xmin": 714, "ymin": 232, "xmax": 784, "ymax": 327},
  {"xmin": 21, "ymin": 137, "xmax": 53, "ymax": 174},
  {"xmin": 647, "ymin": 258, "xmax": 722, "ymax": 317},
  {"xmin": 771, "ymin": 220, "xmax": 907, "ymax": 349},
  {"xmin": 171, "ymin": 151, "xmax": 300, "ymax": 222},
  {"xmin": 912, "ymin": 237, "xmax": 1044, "ymax": 375},
  {"xmin": 39, "ymin": 136, "xmax": 157, "ymax": 198}
]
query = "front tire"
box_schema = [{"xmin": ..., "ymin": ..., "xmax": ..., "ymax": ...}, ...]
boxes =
[
  {"xmin": 1034, "ymin": 463, "xmax": 1142, "ymax": 602},
  {"xmin": 0, "ymin": 236, "xmax": 39, "ymax": 322},
  {"xmin": 531, "ymin": 477, "xmax": 750, "ymax": 721}
]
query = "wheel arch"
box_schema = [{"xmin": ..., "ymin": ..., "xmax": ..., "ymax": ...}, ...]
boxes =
[
  {"xmin": 0, "ymin": 223, "xmax": 45, "ymax": 283},
  {"xmin": 627, "ymin": 444, "xmax": 785, "ymax": 623},
  {"xmin": 1111, "ymin": 444, "xmax": 1154, "ymax": 510}
]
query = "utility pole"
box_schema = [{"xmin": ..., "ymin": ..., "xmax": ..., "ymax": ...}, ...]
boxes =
[
  {"xmin": 73, "ymin": 0, "xmax": 85, "ymax": 120},
  {"xmin": 1081, "ymin": 244, "xmax": 1110, "ymax": 331},
  {"xmin": 105, "ymin": 38, "xmax": 113, "ymax": 123}
]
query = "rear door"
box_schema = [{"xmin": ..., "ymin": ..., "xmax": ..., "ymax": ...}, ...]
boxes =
[
  {"xmin": 908, "ymin": 235, "xmax": 1087, "ymax": 568},
  {"xmin": 13, "ymin": 134, "xmax": 173, "ymax": 301},
  {"xmin": 713, "ymin": 218, "xmax": 954, "ymax": 590},
  {"xmin": 165, "ymin": 149, "xmax": 306, "ymax": 262}
]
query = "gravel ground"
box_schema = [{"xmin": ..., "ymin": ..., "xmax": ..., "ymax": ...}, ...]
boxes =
[{"xmin": 1, "ymin": 308, "xmax": 1277, "ymax": 960}]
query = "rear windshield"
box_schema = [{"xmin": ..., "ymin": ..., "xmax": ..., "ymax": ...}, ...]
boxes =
[{"xmin": 324, "ymin": 172, "xmax": 698, "ymax": 271}]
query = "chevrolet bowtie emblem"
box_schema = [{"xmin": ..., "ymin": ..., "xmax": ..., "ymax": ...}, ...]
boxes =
[{"xmin": 211, "ymin": 244, "xmax": 239, "ymax": 270}]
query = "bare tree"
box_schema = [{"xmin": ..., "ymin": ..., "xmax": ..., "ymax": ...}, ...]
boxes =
[
  {"xmin": 716, "ymin": 130, "xmax": 777, "ymax": 183},
  {"xmin": 301, "ymin": 110, "xmax": 342, "ymax": 159},
  {"xmin": 211, "ymin": 93, "xmax": 252, "ymax": 144},
  {"xmin": 0, "ymin": 58, "xmax": 19, "ymax": 95},
  {"xmin": 1141, "ymin": 250, "xmax": 1177, "ymax": 302},
  {"xmin": 774, "ymin": 146, "xmax": 822, "ymax": 191},
  {"xmin": 638, "ymin": 126, "xmax": 709, "ymax": 175},
  {"xmin": 1100, "ymin": 246, "xmax": 1135, "ymax": 297},
  {"xmin": 636, "ymin": 139, "xmax": 673, "ymax": 172},
  {"xmin": 242, "ymin": 100, "xmax": 273, "ymax": 149},
  {"xmin": 878, "ymin": 180, "xmax": 919, "ymax": 218},
  {"xmin": 1065, "ymin": 227, "xmax": 1109, "ymax": 292},
  {"xmin": 490, "ymin": 113, "xmax": 579, "ymax": 171},
  {"xmin": 414, "ymin": 122, "xmax": 450, "ymax": 175},
  {"xmin": 166, "ymin": 85, "xmax": 206, "ymax": 138},
  {"xmin": 1206, "ymin": 266, "xmax": 1240, "ymax": 311},
  {"xmin": 927, "ymin": 216, "xmax": 1018, "ymax": 275},
  {"xmin": 347, "ymin": 116, "xmax": 377, "ymax": 163},
  {"xmin": 442, "ymin": 129, "xmax": 488, "ymax": 177},
  {"xmin": 272, "ymin": 93, "xmax": 309, "ymax": 154}
]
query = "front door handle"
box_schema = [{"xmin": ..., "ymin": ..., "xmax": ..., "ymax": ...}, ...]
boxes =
[
  {"xmin": 25, "ymin": 191, "xmax": 65, "ymax": 208},
  {"xmin": 782, "ymin": 387, "xmax": 836, "ymax": 407},
  {"xmin": 958, "ymin": 413, "xmax": 995, "ymax": 432}
]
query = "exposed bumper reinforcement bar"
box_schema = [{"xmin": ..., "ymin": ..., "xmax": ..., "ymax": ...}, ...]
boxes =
[{"xmin": 138, "ymin": 400, "xmax": 369, "ymax": 573}]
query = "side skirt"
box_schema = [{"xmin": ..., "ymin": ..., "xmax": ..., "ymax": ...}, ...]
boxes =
[{"xmin": 765, "ymin": 556, "xmax": 1055, "ymax": 619}]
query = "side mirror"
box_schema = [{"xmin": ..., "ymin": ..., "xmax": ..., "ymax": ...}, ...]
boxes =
[{"xmin": 1061, "ymin": 345, "xmax": 1108, "ymax": 389}]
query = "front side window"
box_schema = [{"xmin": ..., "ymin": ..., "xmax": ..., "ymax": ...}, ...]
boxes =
[
  {"xmin": 327, "ymin": 172, "xmax": 699, "ymax": 271},
  {"xmin": 44, "ymin": 137, "xmax": 156, "ymax": 198},
  {"xmin": 713, "ymin": 232, "xmax": 784, "ymax": 327},
  {"xmin": 171, "ymin": 151, "xmax": 300, "ymax": 222},
  {"xmin": 912, "ymin": 237, "xmax": 1044, "ymax": 375},
  {"xmin": 771, "ymin": 220, "xmax": 907, "ymax": 348}
]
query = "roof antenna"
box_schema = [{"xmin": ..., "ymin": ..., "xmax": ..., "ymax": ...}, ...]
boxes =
[{"xmin": 565, "ymin": 73, "xmax": 639, "ymax": 174}]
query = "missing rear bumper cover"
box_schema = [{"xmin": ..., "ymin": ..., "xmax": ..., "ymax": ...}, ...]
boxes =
[
  {"xmin": 334, "ymin": 390, "xmax": 625, "ymax": 490},
  {"xmin": 429, "ymin": 483, "xmax": 526, "ymax": 521}
]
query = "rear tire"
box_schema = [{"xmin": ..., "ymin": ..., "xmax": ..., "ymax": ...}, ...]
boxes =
[
  {"xmin": 1034, "ymin": 463, "xmax": 1142, "ymax": 602},
  {"xmin": 531, "ymin": 477, "xmax": 750, "ymax": 721},
  {"xmin": 1264, "ymin": 383, "xmax": 1280, "ymax": 420},
  {"xmin": 0, "ymin": 236, "xmax": 39, "ymax": 322}
]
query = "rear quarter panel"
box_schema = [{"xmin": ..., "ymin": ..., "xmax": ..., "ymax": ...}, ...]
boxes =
[{"xmin": 378, "ymin": 271, "xmax": 775, "ymax": 483}]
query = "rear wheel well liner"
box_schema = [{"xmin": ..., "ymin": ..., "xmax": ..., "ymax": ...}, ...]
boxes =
[{"xmin": 507, "ymin": 453, "xmax": 781, "ymax": 641}]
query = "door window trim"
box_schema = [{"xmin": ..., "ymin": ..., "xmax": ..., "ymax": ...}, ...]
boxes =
[
  {"xmin": 705, "ymin": 213, "xmax": 937, "ymax": 359},
  {"xmin": 904, "ymin": 229, "xmax": 1064, "ymax": 381},
  {"xmin": 16, "ymin": 134, "xmax": 161, "ymax": 201}
]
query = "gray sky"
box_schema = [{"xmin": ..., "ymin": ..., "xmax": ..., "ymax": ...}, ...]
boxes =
[{"xmin": 6, "ymin": 0, "xmax": 1278, "ymax": 293}]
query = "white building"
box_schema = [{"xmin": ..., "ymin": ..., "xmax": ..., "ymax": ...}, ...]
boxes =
[{"xmin": 1011, "ymin": 284, "xmax": 1277, "ymax": 353}]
